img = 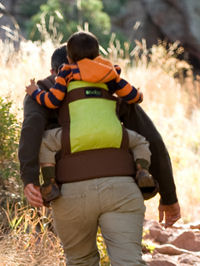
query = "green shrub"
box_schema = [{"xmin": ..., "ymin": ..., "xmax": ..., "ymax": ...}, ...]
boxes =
[{"xmin": 0, "ymin": 96, "xmax": 20, "ymax": 181}]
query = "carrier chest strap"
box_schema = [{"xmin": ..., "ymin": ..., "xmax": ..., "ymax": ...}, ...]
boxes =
[{"xmin": 65, "ymin": 87, "xmax": 117, "ymax": 104}]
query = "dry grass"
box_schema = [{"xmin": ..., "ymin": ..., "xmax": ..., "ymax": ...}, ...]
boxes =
[
  {"xmin": 1, "ymin": 37, "xmax": 200, "ymax": 264},
  {"xmin": 0, "ymin": 205, "xmax": 65, "ymax": 265}
]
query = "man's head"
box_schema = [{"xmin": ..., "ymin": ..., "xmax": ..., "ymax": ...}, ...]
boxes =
[
  {"xmin": 67, "ymin": 31, "xmax": 99, "ymax": 63},
  {"xmin": 51, "ymin": 45, "xmax": 69, "ymax": 74}
]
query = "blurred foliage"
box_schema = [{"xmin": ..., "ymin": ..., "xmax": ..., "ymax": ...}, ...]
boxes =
[
  {"xmin": 0, "ymin": 96, "xmax": 20, "ymax": 181},
  {"xmin": 25, "ymin": 0, "xmax": 111, "ymax": 48},
  {"xmin": 15, "ymin": 0, "xmax": 133, "ymax": 49},
  {"xmin": 102, "ymin": 0, "xmax": 129, "ymax": 16},
  {"xmin": 0, "ymin": 96, "xmax": 22, "ymax": 228}
]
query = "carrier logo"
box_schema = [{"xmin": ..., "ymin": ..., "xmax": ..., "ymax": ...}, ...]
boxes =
[{"xmin": 85, "ymin": 88, "xmax": 102, "ymax": 97}]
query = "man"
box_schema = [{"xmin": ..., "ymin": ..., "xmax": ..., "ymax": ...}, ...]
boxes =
[{"xmin": 19, "ymin": 45, "xmax": 180, "ymax": 264}]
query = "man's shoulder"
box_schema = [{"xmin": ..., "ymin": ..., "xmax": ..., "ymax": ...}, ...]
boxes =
[
  {"xmin": 23, "ymin": 94, "xmax": 47, "ymax": 116},
  {"xmin": 37, "ymin": 74, "xmax": 56, "ymax": 91}
]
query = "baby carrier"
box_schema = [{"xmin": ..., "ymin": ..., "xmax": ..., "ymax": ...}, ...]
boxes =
[{"xmin": 56, "ymin": 81, "xmax": 135, "ymax": 183}]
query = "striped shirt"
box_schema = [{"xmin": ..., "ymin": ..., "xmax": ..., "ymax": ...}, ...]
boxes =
[{"xmin": 32, "ymin": 56, "xmax": 143, "ymax": 109}]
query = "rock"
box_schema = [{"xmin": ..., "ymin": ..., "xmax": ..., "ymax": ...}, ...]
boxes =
[
  {"xmin": 109, "ymin": 0, "xmax": 200, "ymax": 68},
  {"xmin": 170, "ymin": 231, "xmax": 200, "ymax": 251},
  {"xmin": 148, "ymin": 227, "xmax": 170, "ymax": 244},
  {"xmin": 178, "ymin": 253, "xmax": 200, "ymax": 265},
  {"xmin": 147, "ymin": 253, "xmax": 177, "ymax": 266},
  {"xmin": 143, "ymin": 220, "xmax": 200, "ymax": 265},
  {"xmin": 142, "ymin": 0, "xmax": 200, "ymax": 66},
  {"xmin": 155, "ymin": 244, "xmax": 187, "ymax": 255},
  {"xmin": 144, "ymin": 220, "xmax": 173, "ymax": 244},
  {"xmin": 189, "ymin": 222, "xmax": 200, "ymax": 230}
]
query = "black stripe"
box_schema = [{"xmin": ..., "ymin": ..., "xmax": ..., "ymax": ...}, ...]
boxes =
[
  {"xmin": 117, "ymin": 79, "xmax": 127, "ymax": 89},
  {"xmin": 40, "ymin": 93, "xmax": 45, "ymax": 106},
  {"xmin": 72, "ymin": 68, "xmax": 80, "ymax": 74},
  {"xmin": 48, "ymin": 93, "xmax": 61, "ymax": 107},
  {"xmin": 59, "ymin": 69, "xmax": 71, "ymax": 78},
  {"xmin": 122, "ymin": 89, "xmax": 138, "ymax": 102},
  {"xmin": 54, "ymin": 83, "xmax": 67, "ymax": 92}
]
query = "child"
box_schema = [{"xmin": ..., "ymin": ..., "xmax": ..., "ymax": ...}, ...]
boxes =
[
  {"xmin": 26, "ymin": 31, "xmax": 157, "ymax": 204},
  {"xmin": 26, "ymin": 31, "xmax": 143, "ymax": 107}
]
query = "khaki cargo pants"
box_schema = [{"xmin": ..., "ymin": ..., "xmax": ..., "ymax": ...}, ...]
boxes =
[{"xmin": 51, "ymin": 176, "xmax": 146, "ymax": 266}]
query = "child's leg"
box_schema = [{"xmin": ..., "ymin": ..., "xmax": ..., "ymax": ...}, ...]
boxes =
[
  {"xmin": 39, "ymin": 127, "xmax": 62, "ymax": 203},
  {"xmin": 135, "ymin": 158, "xmax": 158, "ymax": 200}
]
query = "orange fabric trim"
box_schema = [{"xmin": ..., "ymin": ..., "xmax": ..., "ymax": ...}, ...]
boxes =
[
  {"xmin": 56, "ymin": 76, "xmax": 66, "ymax": 86},
  {"xmin": 70, "ymin": 64, "xmax": 78, "ymax": 70},
  {"xmin": 61, "ymin": 64, "xmax": 71, "ymax": 72},
  {"xmin": 128, "ymin": 92, "xmax": 141, "ymax": 104},
  {"xmin": 73, "ymin": 72, "xmax": 81, "ymax": 80},
  {"xmin": 44, "ymin": 94, "xmax": 57, "ymax": 109},
  {"xmin": 49, "ymin": 88, "xmax": 65, "ymax": 101},
  {"xmin": 116, "ymin": 84, "xmax": 132, "ymax": 97}
]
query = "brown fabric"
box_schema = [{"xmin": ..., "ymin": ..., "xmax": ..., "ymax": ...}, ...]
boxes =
[
  {"xmin": 120, "ymin": 126, "xmax": 129, "ymax": 149},
  {"xmin": 56, "ymin": 84, "xmax": 135, "ymax": 183},
  {"xmin": 56, "ymin": 148, "xmax": 135, "ymax": 184},
  {"xmin": 58, "ymin": 94, "xmax": 71, "ymax": 156}
]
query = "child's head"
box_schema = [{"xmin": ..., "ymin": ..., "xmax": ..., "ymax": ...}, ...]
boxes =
[
  {"xmin": 67, "ymin": 31, "xmax": 99, "ymax": 63},
  {"xmin": 51, "ymin": 45, "xmax": 69, "ymax": 74}
]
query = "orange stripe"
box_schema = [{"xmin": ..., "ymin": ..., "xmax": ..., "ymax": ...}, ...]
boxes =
[
  {"xmin": 128, "ymin": 92, "xmax": 142, "ymax": 104},
  {"xmin": 44, "ymin": 94, "xmax": 57, "ymax": 109},
  {"xmin": 49, "ymin": 88, "xmax": 65, "ymax": 101},
  {"xmin": 115, "ymin": 65, "xmax": 120, "ymax": 71},
  {"xmin": 66, "ymin": 73, "xmax": 73, "ymax": 85},
  {"xmin": 70, "ymin": 64, "xmax": 78, "ymax": 70},
  {"xmin": 116, "ymin": 84, "xmax": 132, "ymax": 97},
  {"xmin": 61, "ymin": 64, "xmax": 70, "ymax": 71},
  {"xmin": 56, "ymin": 76, "xmax": 66, "ymax": 86},
  {"xmin": 73, "ymin": 72, "xmax": 81, "ymax": 80},
  {"xmin": 36, "ymin": 92, "xmax": 42, "ymax": 105}
]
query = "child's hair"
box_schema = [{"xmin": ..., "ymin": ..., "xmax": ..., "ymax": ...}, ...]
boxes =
[
  {"xmin": 67, "ymin": 31, "xmax": 99, "ymax": 62},
  {"xmin": 51, "ymin": 45, "xmax": 69, "ymax": 73}
]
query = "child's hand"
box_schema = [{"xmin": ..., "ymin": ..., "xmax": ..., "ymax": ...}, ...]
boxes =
[
  {"xmin": 26, "ymin": 79, "xmax": 38, "ymax": 96},
  {"xmin": 137, "ymin": 88, "xmax": 143, "ymax": 103}
]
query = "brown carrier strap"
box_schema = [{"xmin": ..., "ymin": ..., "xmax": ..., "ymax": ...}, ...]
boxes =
[
  {"xmin": 56, "ymin": 147, "xmax": 135, "ymax": 184},
  {"xmin": 66, "ymin": 87, "xmax": 117, "ymax": 104}
]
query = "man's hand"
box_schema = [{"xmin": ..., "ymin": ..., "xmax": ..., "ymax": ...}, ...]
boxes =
[
  {"xmin": 25, "ymin": 79, "xmax": 38, "ymax": 96},
  {"xmin": 24, "ymin": 183, "xmax": 43, "ymax": 207},
  {"xmin": 158, "ymin": 202, "xmax": 181, "ymax": 228}
]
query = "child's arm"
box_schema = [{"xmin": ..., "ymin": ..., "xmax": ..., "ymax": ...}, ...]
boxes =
[
  {"xmin": 112, "ymin": 65, "xmax": 143, "ymax": 104},
  {"xmin": 26, "ymin": 65, "xmax": 71, "ymax": 109},
  {"xmin": 126, "ymin": 128, "xmax": 151, "ymax": 168}
]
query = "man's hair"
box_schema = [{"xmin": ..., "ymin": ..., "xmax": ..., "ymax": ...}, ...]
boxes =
[
  {"xmin": 67, "ymin": 31, "xmax": 99, "ymax": 62},
  {"xmin": 51, "ymin": 45, "xmax": 68, "ymax": 73}
]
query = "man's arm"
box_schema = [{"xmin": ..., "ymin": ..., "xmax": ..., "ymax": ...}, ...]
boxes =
[
  {"xmin": 119, "ymin": 102, "xmax": 178, "ymax": 204},
  {"xmin": 26, "ymin": 66, "xmax": 69, "ymax": 109},
  {"xmin": 119, "ymin": 102, "xmax": 181, "ymax": 227},
  {"xmin": 19, "ymin": 75, "xmax": 57, "ymax": 188},
  {"xmin": 18, "ymin": 95, "xmax": 50, "ymax": 187}
]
